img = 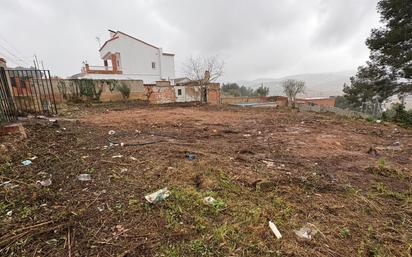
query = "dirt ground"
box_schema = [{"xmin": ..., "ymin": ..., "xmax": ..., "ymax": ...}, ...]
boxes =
[{"xmin": 1, "ymin": 102, "xmax": 411, "ymax": 257}]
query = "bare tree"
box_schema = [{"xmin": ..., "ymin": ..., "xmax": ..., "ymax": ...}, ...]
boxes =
[
  {"xmin": 282, "ymin": 79, "xmax": 305, "ymax": 107},
  {"xmin": 182, "ymin": 55, "xmax": 224, "ymax": 102}
]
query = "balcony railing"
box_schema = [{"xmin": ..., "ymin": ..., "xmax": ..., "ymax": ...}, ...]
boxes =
[
  {"xmin": 82, "ymin": 64, "xmax": 122, "ymax": 75},
  {"xmin": 88, "ymin": 65, "xmax": 114, "ymax": 71}
]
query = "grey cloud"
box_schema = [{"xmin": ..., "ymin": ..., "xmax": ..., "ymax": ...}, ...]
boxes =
[{"xmin": 0, "ymin": 0, "xmax": 380, "ymax": 81}]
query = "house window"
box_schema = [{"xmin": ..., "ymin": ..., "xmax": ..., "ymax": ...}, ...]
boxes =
[
  {"xmin": 152, "ymin": 62, "xmax": 156, "ymax": 69},
  {"xmin": 177, "ymin": 89, "xmax": 182, "ymax": 96}
]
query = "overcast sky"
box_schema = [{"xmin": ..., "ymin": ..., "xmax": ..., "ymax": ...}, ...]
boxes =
[{"xmin": 0, "ymin": 0, "xmax": 380, "ymax": 81}]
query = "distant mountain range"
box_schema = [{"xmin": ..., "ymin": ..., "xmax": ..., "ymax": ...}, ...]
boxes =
[{"xmin": 236, "ymin": 70, "xmax": 356, "ymax": 97}]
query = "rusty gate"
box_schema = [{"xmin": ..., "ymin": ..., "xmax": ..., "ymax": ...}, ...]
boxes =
[
  {"xmin": 0, "ymin": 67, "xmax": 16, "ymax": 123},
  {"xmin": 5, "ymin": 68, "xmax": 57, "ymax": 117}
]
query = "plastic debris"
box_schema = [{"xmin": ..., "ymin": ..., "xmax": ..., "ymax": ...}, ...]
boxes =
[
  {"xmin": 1, "ymin": 181, "xmax": 19, "ymax": 189},
  {"xmin": 21, "ymin": 160, "xmax": 32, "ymax": 166},
  {"xmin": 129, "ymin": 156, "xmax": 137, "ymax": 161},
  {"xmin": 112, "ymin": 155, "xmax": 123, "ymax": 158},
  {"xmin": 145, "ymin": 188, "xmax": 170, "ymax": 204},
  {"xmin": 29, "ymin": 156, "xmax": 38, "ymax": 160},
  {"xmin": 37, "ymin": 178, "xmax": 52, "ymax": 187},
  {"xmin": 185, "ymin": 153, "xmax": 196, "ymax": 160},
  {"xmin": 376, "ymin": 119, "xmax": 382, "ymax": 123},
  {"xmin": 108, "ymin": 130, "xmax": 116, "ymax": 135},
  {"xmin": 6, "ymin": 210, "xmax": 12, "ymax": 216},
  {"xmin": 269, "ymin": 221, "xmax": 282, "ymax": 239},
  {"xmin": 262, "ymin": 160, "xmax": 275, "ymax": 167},
  {"xmin": 294, "ymin": 223, "xmax": 318, "ymax": 240},
  {"xmin": 97, "ymin": 206, "xmax": 105, "ymax": 212},
  {"xmin": 77, "ymin": 174, "xmax": 91, "ymax": 181},
  {"xmin": 203, "ymin": 196, "xmax": 216, "ymax": 205}
]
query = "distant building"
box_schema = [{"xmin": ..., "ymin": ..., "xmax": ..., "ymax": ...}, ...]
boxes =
[
  {"xmin": 76, "ymin": 30, "xmax": 175, "ymax": 83},
  {"xmin": 296, "ymin": 97, "xmax": 336, "ymax": 107}
]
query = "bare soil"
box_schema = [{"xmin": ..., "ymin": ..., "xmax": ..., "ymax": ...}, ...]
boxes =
[{"xmin": 1, "ymin": 102, "xmax": 411, "ymax": 257}]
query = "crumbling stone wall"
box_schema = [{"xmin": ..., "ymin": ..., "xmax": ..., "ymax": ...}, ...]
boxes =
[{"xmin": 144, "ymin": 81, "xmax": 176, "ymax": 104}]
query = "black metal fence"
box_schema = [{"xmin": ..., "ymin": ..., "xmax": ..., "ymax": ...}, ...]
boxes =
[
  {"xmin": 0, "ymin": 67, "xmax": 17, "ymax": 123},
  {"xmin": 6, "ymin": 69, "xmax": 57, "ymax": 116}
]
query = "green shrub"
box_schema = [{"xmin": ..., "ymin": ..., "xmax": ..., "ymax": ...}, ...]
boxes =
[
  {"xmin": 117, "ymin": 82, "xmax": 131, "ymax": 100},
  {"xmin": 382, "ymin": 103, "xmax": 412, "ymax": 127}
]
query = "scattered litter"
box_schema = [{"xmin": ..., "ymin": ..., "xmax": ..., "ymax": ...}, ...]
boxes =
[
  {"xmin": 29, "ymin": 156, "xmax": 38, "ymax": 160},
  {"xmin": 145, "ymin": 188, "xmax": 170, "ymax": 204},
  {"xmin": 6, "ymin": 210, "xmax": 12, "ymax": 216},
  {"xmin": 294, "ymin": 223, "xmax": 318, "ymax": 240},
  {"xmin": 45, "ymin": 239, "xmax": 58, "ymax": 246},
  {"xmin": 243, "ymin": 134, "xmax": 251, "ymax": 137},
  {"xmin": 21, "ymin": 160, "xmax": 32, "ymax": 166},
  {"xmin": 1, "ymin": 181, "xmax": 19, "ymax": 189},
  {"xmin": 185, "ymin": 153, "xmax": 196, "ymax": 160},
  {"xmin": 376, "ymin": 119, "xmax": 382, "ymax": 123},
  {"xmin": 269, "ymin": 221, "xmax": 282, "ymax": 239},
  {"xmin": 97, "ymin": 206, "xmax": 105, "ymax": 212},
  {"xmin": 81, "ymin": 155, "xmax": 89, "ymax": 159},
  {"xmin": 120, "ymin": 168, "xmax": 128, "ymax": 173},
  {"xmin": 37, "ymin": 171, "xmax": 48, "ymax": 176},
  {"xmin": 112, "ymin": 155, "xmax": 123, "ymax": 158},
  {"xmin": 262, "ymin": 160, "xmax": 275, "ymax": 167},
  {"xmin": 49, "ymin": 119, "xmax": 57, "ymax": 123},
  {"xmin": 77, "ymin": 174, "xmax": 91, "ymax": 181},
  {"xmin": 203, "ymin": 196, "xmax": 217, "ymax": 205},
  {"xmin": 392, "ymin": 141, "xmax": 400, "ymax": 146},
  {"xmin": 129, "ymin": 156, "xmax": 137, "ymax": 161},
  {"xmin": 108, "ymin": 130, "xmax": 116, "ymax": 135},
  {"xmin": 36, "ymin": 178, "xmax": 52, "ymax": 187}
]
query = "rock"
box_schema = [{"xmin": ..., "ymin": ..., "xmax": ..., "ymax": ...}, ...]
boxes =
[{"xmin": 0, "ymin": 144, "xmax": 10, "ymax": 162}]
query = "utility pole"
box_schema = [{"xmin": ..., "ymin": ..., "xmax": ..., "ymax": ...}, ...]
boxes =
[
  {"xmin": 34, "ymin": 55, "xmax": 40, "ymax": 70},
  {"xmin": 33, "ymin": 60, "xmax": 37, "ymax": 70}
]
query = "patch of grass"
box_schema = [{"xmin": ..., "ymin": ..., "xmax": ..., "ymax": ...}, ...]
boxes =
[
  {"xmin": 190, "ymin": 239, "xmax": 211, "ymax": 256},
  {"xmin": 365, "ymin": 166, "xmax": 408, "ymax": 179},
  {"xmin": 377, "ymin": 158, "xmax": 385, "ymax": 169},
  {"xmin": 373, "ymin": 182, "xmax": 408, "ymax": 201},
  {"xmin": 157, "ymin": 244, "xmax": 182, "ymax": 257},
  {"xmin": 340, "ymin": 227, "xmax": 351, "ymax": 238},
  {"xmin": 357, "ymin": 225, "xmax": 389, "ymax": 257},
  {"xmin": 20, "ymin": 206, "xmax": 36, "ymax": 219},
  {"xmin": 345, "ymin": 184, "xmax": 362, "ymax": 195}
]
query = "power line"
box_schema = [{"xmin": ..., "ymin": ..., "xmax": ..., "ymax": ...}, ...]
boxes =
[
  {"xmin": 0, "ymin": 50, "xmax": 26, "ymax": 67},
  {"xmin": 0, "ymin": 43, "xmax": 30, "ymax": 66},
  {"xmin": 0, "ymin": 34, "xmax": 30, "ymax": 62}
]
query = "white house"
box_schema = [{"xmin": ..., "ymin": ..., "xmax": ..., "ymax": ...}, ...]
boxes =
[{"xmin": 77, "ymin": 30, "xmax": 175, "ymax": 83}]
